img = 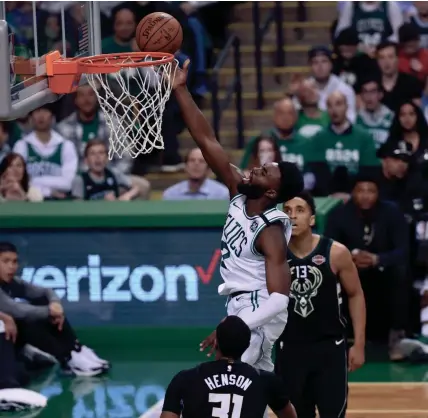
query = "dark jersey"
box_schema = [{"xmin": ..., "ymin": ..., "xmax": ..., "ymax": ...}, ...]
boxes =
[
  {"xmin": 162, "ymin": 359, "xmax": 289, "ymax": 418},
  {"xmin": 282, "ymin": 235, "xmax": 346, "ymax": 343},
  {"xmin": 81, "ymin": 168, "xmax": 119, "ymax": 200}
]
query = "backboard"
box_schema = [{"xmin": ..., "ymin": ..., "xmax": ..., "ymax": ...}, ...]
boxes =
[{"xmin": 0, "ymin": 1, "xmax": 101, "ymax": 120}]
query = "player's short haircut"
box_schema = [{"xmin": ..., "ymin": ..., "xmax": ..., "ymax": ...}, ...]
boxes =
[
  {"xmin": 84, "ymin": 139, "xmax": 108, "ymax": 157},
  {"xmin": 0, "ymin": 242, "xmax": 17, "ymax": 255},
  {"xmin": 277, "ymin": 161, "xmax": 304, "ymax": 203},
  {"xmin": 292, "ymin": 191, "xmax": 316, "ymax": 215},
  {"xmin": 216, "ymin": 316, "xmax": 251, "ymax": 360}
]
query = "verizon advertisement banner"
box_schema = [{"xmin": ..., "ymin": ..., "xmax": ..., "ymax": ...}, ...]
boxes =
[{"xmin": 2, "ymin": 228, "xmax": 224, "ymax": 327}]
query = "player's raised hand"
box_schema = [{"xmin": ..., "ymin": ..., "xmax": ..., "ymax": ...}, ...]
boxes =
[
  {"xmin": 171, "ymin": 59, "xmax": 190, "ymax": 90},
  {"xmin": 200, "ymin": 329, "xmax": 217, "ymax": 357}
]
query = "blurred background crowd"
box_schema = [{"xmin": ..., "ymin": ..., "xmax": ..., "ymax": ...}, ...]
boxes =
[{"xmin": 2, "ymin": 0, "xmax": 428, "ymax": 359}]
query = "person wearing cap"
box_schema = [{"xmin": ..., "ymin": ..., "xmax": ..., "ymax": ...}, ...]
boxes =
[
  {"xmin": 335, "ymin": 1, "xmax": 403, "ymax": 57},
  {"xmin": 161, "ymin": 316, "xmax": 297, "ymax": 418},
  {"xmin": 398, "ymin": 22, "xmax": 428, "ymax": 83},
  {"xmin": 325, "ymin": 173, "xmax": 409, "ymax": 360},
  {"xmin": 333, "ymin": 28, "xmax": 379, "ymax": 93},
  {"xmin": 376, "ymin": 139, "xmax": 427, "ymax": 213},
  {"xmin": 13, "ymin": 105, "xmax": 78, "ymax": 199},
  {"xmin": 357, "ymin": 76, "xmax": 394, "ymax": 149},
  {"xmin": 301, "ymin": 46, "xmax": 357, "ymax": 123}
]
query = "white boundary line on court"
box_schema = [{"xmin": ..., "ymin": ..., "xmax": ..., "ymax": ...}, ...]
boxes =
[{"xmin": 139, "ymin": 382, "xmax": 428, "ymax": 418}]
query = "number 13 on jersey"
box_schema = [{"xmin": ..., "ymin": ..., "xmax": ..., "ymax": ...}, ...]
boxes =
[{"xmin": 209, "ymin": 393, "xmax": 243, "ymax": 418}]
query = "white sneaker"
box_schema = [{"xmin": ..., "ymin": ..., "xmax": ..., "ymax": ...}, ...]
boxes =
[
  {"xmin": 66, "ymin": 350, "xmax": 105, "ymax": 377},
  {"xmin": 80, "ymin": 345, "xmax": 110, "ymax": 369},
  {"xmin": 0, "ymin": 388, "xmax": 47, "ymax": 411}
]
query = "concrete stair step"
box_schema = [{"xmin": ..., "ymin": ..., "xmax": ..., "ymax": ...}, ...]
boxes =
[
  {"xmin": 208, "ymin": 66, "xmax": 310, "ymax": 92},
  {"xmin": 215, "ymin": 44, "xmax": 330, "ymax": 67},
  {"xmin": 202, "ymin": 108, "xmax": 274, "ymax": 131},
  {"xmin": 178, "ymin": 128, "xmax": 265, "ymax": 149},
  {"xmin": 200, "ymin": 90, "xmax": 285, "ymax": 111},
  {"xmin": 233, "ymin": 1, "xmax": 337, "ymax": 22},
  {"xmin": 229, "ymin": 21, "xmax": 332, "ymax": 45}
]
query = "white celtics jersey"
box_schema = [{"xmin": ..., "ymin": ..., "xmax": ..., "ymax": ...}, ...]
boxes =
[{"xmin": 218, "ymin": 194, "xmax": 291, "ymax": 295}]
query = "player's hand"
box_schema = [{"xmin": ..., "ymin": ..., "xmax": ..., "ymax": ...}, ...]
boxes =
[
  {"xmin": 1, "ymin": 314, "xmax": 17, "ymax": 343},
  {"xmin": 348, "ymin": 345, "xmax": 365, "ymax": 372},
  {"xmin": 171, "ymin": 59, "xmax": 190, "ymax": 90},
  {"xmin": 51, "ymin": 315, "xmax": 65, "ymax": 332},
  {"xmin": 49, "ymin": 302, "xmax": 64, "ymax": 317},
  {"xmin": 200, "ymin": 330, "xmax": 217, "ymax": 357}
]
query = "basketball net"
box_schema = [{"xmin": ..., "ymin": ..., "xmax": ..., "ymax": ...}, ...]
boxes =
[{"xmin": 85, "ymin": 54, "xmax": 177, "ymax": 160}]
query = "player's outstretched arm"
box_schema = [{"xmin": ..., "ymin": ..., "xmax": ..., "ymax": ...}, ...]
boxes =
[
  {"xmin": 263, "ymin": 371, "xmax": 297, "ymax": 418},
  {"xmin": 239, "ymin": 224, "xmax": 291, "ymax": 330},
  {"xmin": 332, "ymin": 241, "xmax": 366, "ymax": 372},
  {"xmin": 172, "ymin": 60, "xmax": 242, "ymax": 197}
]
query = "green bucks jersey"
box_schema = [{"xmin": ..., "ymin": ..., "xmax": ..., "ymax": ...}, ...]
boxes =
[
  {"xmin": 356, "ymin": 106, "xmax": 394, "ymax": 149},
  {"xmin": 306, "ymin": 124, "xmax": 379, "ymax": 174},
  {"xmin": 351, "ymin": 1, "xmax": 393, "ymax": 47},
  {"xmin": 26, "ymin": 142, "xmax": 63, "ymax": 178}
]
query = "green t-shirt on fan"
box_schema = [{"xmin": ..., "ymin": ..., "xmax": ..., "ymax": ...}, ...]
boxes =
[
  {"xmin": 295, "ymin": 110, "xmax": 330, "ymax": 139},
  {"xmin": 81, "ymin": 116, "xmax": 99, "ymax": 144},
  {"xmin": 102, "ymin": 37, "xmax": 133, "ymax": 54},
  {"xmin": 240, "ymin": 128, "xmax": 312, "ymax": 171},
  {"xmin": 356, "ymin": 106, "xmax": 394, "ymax": 149},
  {"xmin": 306, "ymin": 124, "xmax": 379, "ymax": 174}
]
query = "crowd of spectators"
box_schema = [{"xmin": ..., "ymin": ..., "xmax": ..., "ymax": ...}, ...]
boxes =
[{"xmin": 2, "ymin": 1, "xmax": 428, "ymax": 359}]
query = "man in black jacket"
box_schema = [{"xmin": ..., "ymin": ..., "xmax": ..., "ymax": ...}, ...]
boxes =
[
  {"xmin": 0, "ymin": 242, "xmax": 109, "ymax": 376},
  {"xmin": 325, "ymin": 175, "xmax": 409, "ymax": 358}
]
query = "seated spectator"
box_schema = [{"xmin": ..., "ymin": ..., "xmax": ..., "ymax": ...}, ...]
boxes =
[
  {"xmin": 240, "ymin": 98, "xmax": 312, "ymax": 172},
  {"xmin": 0, "ymin": 312, "xmax": 47, "ymax": 412},
  {"xmin": 245, "ymin": 136, "xmax": 281, "ymax": 170},
  {"xmin": 335, "ymin": 1, "xmax": 403, "ymax": 56},
  {"xmin": 388, "ymin": 100, "xmax": 428, "ymax": 161},
  {"xmin": 13, "ymin": 105, "xmax": 78, "ymax": 200},
  {"xmin": 71, "ymin": 140, "xmax": 139, "ymax": 201},
  {"xmin": 398, "ymin": 23, "xmax": 428, "ymax": 83},
  {"xmin": 0, "ymin": 122, "xmax": 11, "ymax": 164},
  {"xmin": 57, "ymin": 84, "xmax": 150, "ymax": 199},
  {"xmin": 300, "ymin": 46, "xmax": 356, "ymax": 122},
  {"xmin": 102, "ymin": 5, "xmax": 135, "ymax": 53},
  {"xmin": 294, "ymin": 80, "xmax": 330, "ymax": 138},
  {"xmin": 306, "ymin": 92, "xmax": 379, "ymax": 195},
  {"xmin": 0, "ymin": 153, "xmax": 43, "ymax": 202},
  {"xmin": 163, "ymin": 147, "xmax": 229, "ymax": 200},
  {"xmin": 333, "ymin": 28, "xmax": 379, "ymax": 92},
  {"xmin": 376, "ymin": 41, "xmax": 424, "ymax": 112},
  {"xmin": 357, "ymin": 77, "xmax": 394, "ymax": 148},
  {"xmin": 0, "ymin": 242, "xmax": 109, "ymax": 377},
  {"xmin": 409, "ymin": 2, "xmax": 428, "ymax": 49},
  {"xmin": 375, "ymin": 140, "xmax": 427, "ymax": 213},
  {"xmin": 325, "ymin": 175, "xmax": 409, "ymax": 358}
]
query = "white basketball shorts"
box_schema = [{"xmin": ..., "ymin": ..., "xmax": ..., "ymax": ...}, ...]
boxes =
[{"xmin": 226, "ymin": 288, "xmax": 287, "ymax": 372}]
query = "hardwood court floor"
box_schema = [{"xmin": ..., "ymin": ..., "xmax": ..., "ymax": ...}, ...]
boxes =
[{"xmin": 267, "ymin": 383, "xmax": 428, "ymax": 418}]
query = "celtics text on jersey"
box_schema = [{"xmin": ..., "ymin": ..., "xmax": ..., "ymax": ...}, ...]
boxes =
[
  {"xmin": 218, "ymin": 194, "xmax": 292, "ymax": 295},
  {"xmin": 26, "ymin": 142, "xmax": 63, "ymax": 178}
]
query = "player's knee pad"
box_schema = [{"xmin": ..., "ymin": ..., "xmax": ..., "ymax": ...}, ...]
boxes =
[{"xmin": 241, "ymin": 328, "xmax": 264, "ymax": 366}]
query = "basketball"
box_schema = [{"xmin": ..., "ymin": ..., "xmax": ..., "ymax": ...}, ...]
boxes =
[{"xmin": 135, "ymin": 12, "xmax": 183, "ymax": 55}]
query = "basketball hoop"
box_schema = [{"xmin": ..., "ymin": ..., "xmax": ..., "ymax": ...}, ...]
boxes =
[{"xmin": 45, "ymin": 51, "xmax": 177, "ymax": 159}]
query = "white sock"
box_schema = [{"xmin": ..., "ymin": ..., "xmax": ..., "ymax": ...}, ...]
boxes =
[{"xmin": 421, "ymin": 307, "xmax": 428, "ymax": 337}]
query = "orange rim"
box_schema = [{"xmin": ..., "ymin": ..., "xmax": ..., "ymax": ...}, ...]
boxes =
[{"xmin": 76, "ymin": 51, "xmax": 175, "ymax": 74}]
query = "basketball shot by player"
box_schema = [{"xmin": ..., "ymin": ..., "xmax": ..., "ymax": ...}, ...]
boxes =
[
  {"xmin": 170, "ymin": 60, "xmax": 304, "ymax": 373},
  {"xmin": 275, "ymin": 192, "xmax": 366, "ymax": 418},
  {"xmin": 161, "ymin": 316, "xmax": 297, "ymax": 418}
]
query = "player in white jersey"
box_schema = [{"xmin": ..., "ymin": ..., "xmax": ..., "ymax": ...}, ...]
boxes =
[{"xmin": 171, "ymin": 61, "xmax": 304, "ymax": 373}]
